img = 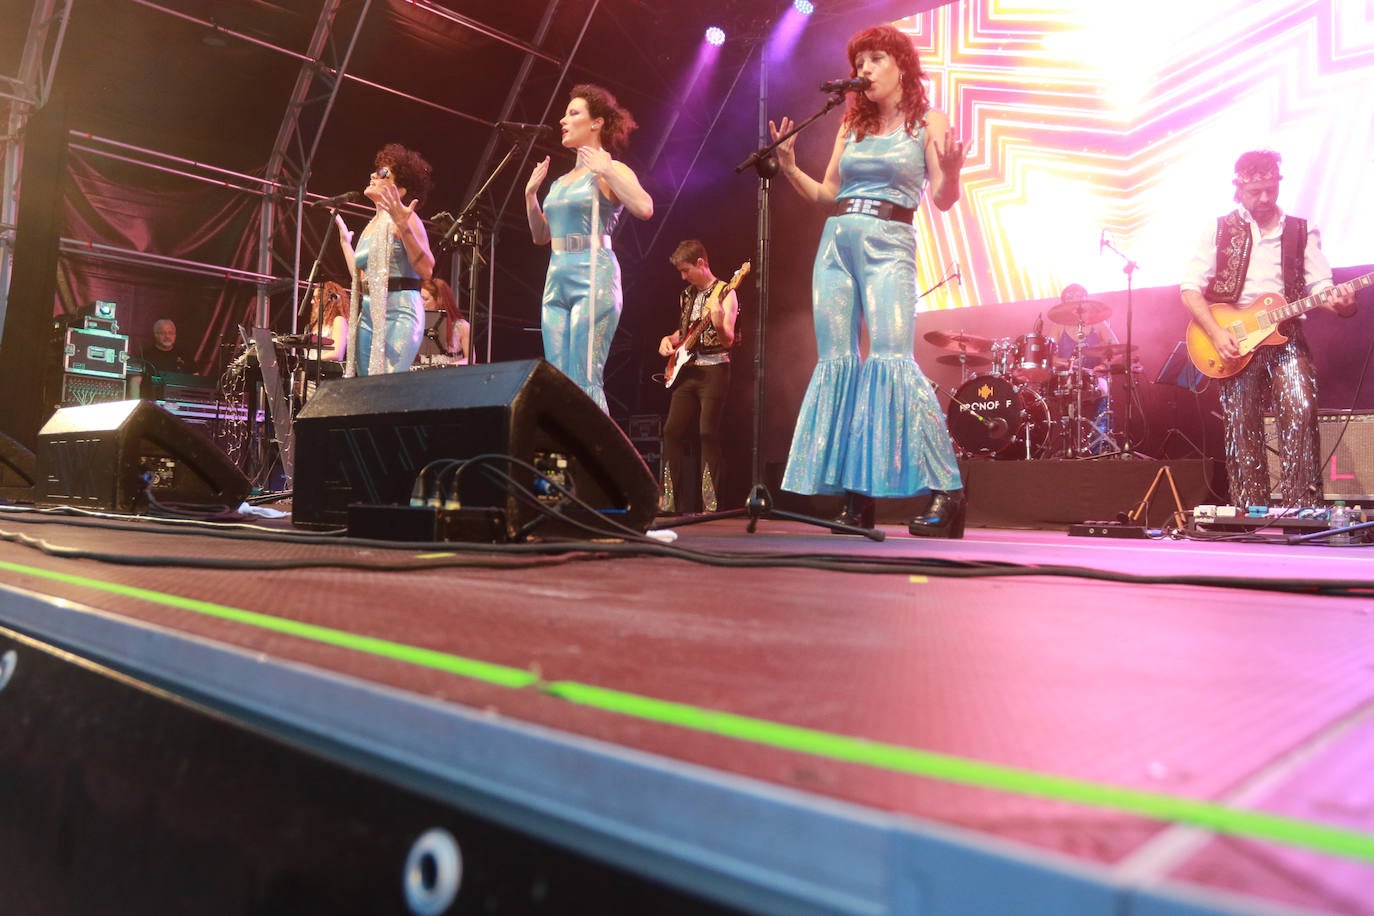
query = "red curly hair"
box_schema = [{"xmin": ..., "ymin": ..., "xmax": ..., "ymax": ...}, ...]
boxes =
[{"xmin": 842, "ymin": 25, "xmax": 932, "ymax": 142}]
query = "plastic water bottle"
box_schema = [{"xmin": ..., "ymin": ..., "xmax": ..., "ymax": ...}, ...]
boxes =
[{"xmin": 1328, "ymin": 500, "xmax": 1351, "ymax": 545}]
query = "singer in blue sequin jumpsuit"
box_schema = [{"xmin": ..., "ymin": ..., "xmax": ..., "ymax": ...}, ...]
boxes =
[
  {"xmin": 525, "ymin": 84, "xmax": 654, "ymax": 412},
  {"xmin": 770, "ymin": 25, "xmax": 969, "ymax": 537},
  {"xmin": 337, "ymin": 144, "xmax": 435, "ymax": 377}
]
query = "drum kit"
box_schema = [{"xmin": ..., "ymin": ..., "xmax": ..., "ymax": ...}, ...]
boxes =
[{"xmin": 926, "ymin": 299, "xmax": 1139, "ymax": 460}]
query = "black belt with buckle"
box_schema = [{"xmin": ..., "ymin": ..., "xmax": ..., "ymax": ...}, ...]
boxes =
[
  {"xmin": 833, "ymin": 197, "xmax": 916, "ymax": 223},
  {"xmin": 359, "ymin": 276, "xmax": 424, "ymax": 295}
]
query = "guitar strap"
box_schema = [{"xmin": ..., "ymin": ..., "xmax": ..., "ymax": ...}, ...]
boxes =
[{"xmin": 679, "ymin": 280, "xmax": 726, "ymax": 342}]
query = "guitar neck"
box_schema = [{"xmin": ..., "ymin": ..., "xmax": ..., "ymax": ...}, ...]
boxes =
[
  {"xmin": 1270, "ymin": 271, "xmax": 1374, "ymax": 322},
  {"xmin": 680, "ymin": 314, "xmax": 712, "ymax": 350}
]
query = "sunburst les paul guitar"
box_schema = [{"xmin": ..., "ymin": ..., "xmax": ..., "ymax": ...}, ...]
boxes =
[
  {"xmin": 1186, "ymin": 271, "xmax": 1374, "ymax": 379},
  {"xmin": 663, "ymin": 260, "xmax": 751, "ymax": 389}
]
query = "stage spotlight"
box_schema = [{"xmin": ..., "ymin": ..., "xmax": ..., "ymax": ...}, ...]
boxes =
[
  {"xmin": 793, "ymin": 0, "xmax": 815, "ymax": 14},
  {"xmin": 704, "ymin": 26, "xmax": 726, "ymax": 46}
]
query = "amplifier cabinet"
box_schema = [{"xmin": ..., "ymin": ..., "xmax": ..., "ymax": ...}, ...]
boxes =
[{"xmin": 1266, "ymin": 411, "xmax": 1374, "ymax": 502}]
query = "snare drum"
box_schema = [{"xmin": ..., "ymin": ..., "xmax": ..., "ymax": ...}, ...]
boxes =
[
  {"xmin": 1051, "ymin": 367, "xmax": 1109, "ymax": 410},
  {"xmin": 947, "ymin": 374, "xmax": 1050, "ymax": 458},
  {"xmin": 1010, "ymin": 334, "xmax": 1056, "ymax": 383}
]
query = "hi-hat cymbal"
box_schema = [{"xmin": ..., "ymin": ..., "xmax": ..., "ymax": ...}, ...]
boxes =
[
  {"xmin": 923, "ymin": 329, "xmax": 993, "ymax": 352},
  {"xmin": 934, "ymin": 352, "xmax": 993, "ymax": 368},
  {"xmin": 1047, "ymin": 299, "xmax": 1111, "ymax": 326},
  {"xmin": 1081, "ymin": 342, "xmax": 1137, "ymax": 360}
]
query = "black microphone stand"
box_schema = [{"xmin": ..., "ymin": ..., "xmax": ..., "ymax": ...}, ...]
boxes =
[
  {"xmin": 652, "ymin": 74, "xmax": 883, "ymax": 540},
  {"xmin": 437, "ymin": 134, "xmax": 538, "ymax": 363},
  {"xmin": 296, "ymin": 201, "xmax": 350, "ymax": 411},
  {"xmin": 1100, "ymin": 237, "xmax": 1152, "ymax": 460}
]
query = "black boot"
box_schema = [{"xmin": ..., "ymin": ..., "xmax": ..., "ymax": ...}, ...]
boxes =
[
  {"xmin": 908, "ymin": 489, "xmax": 966, "ymax": 539},
  {"xmin": 831, "ymin": 491, "xmax": 875, "ymax": 533}
]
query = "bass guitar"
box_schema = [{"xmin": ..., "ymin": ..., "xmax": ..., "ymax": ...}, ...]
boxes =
[
  {"xmin": 1186, "ymin": 271, "xmax": 1373, "ymax": 379},
  {"xmin": 663, "ymin": 260, "xmax": 751, "ymax": 389}
]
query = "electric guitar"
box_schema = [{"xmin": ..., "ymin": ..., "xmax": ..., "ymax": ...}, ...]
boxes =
[
  {"xmin": 1186, "ymin": 271, "xmax": 1373, "ymax": 379},
  {"xmin": 663, "ymin": 260, "xmax": 751, "ymax": 389}
]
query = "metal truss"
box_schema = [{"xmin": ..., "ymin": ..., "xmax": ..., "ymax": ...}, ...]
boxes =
[{"xmin": 0, "ymin": 0, "xmax": 72, "ymax": 341}]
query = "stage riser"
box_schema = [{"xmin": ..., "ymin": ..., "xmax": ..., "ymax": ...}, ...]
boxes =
[
  {"xmin": 770, "ymin": 459, "xmax": 1222, "ymax": 530},
  {"xmin": 0, "ymin": 626, "xmax": 724, "ymax": 913}
]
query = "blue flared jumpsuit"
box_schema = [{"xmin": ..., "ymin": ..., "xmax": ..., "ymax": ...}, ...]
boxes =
[
  {"xmin": 539, "ymin": 171, "xmax": 624, "ymax": 412},
  {"xmin": 781, "ymin": 125, "xmax": 962, "ymax": 498},
  {"xmin": 353, "ymin": 225, "xmax": 424, "ymax": 375}
]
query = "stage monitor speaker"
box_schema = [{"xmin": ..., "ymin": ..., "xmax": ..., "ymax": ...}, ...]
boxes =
[
  {"xmin": 292, "ymin": 360, "xmax": 658, "ymax": 538},
  {"xmin": 36, "ymin": 400, "xmax": 252, "ymax": 512},
  {"xmin": 1266, "ymin": 411, "xmax": 1374, "ymax": 502},
  {"xmin": 0, "ymin": 431, "xmax": 38, "ymax": 503}
]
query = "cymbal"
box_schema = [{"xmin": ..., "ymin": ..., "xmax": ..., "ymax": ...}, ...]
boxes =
[
  {"xmin": 935, "ymin": 352, "xmax": 992, "ymax": 368},
  {"xmin": 1047, "ymin": 299, "xmax": 1111, "ymax": 326},
  {"xmin": 1081, "ymin": 342, "xmax": 1137, "ymax": 360},
  {"xmin": 274, "ymin": 334, "xmax": 334, "ymax": 349},
  {"xmin": 1094, "ymin": 360, "xmax": 1144, "ymax": 375},
  {"xmin": 923, "ymin": 329, "xmax": 993, "ymax": 352}
]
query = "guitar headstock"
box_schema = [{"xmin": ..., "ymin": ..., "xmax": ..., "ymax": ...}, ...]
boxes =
[{"xmin": 725, "ymin": 260, "xmax": 752, "ymax": 293}]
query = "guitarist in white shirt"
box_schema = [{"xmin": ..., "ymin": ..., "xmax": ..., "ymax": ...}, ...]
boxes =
[
  {"xmin": 1180, "ymin": 150, "xmax": 1357, "ymax": 508},
  {"xmin": 656, "ymin": 240, "xmax": 740, "ymax": 514}
]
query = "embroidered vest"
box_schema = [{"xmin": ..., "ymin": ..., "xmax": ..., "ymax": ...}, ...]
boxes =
[
  {"xmin": 1203, "ymin": 212, "xmax": 1308, "ymax": 305},
  {"xmin": 679, "ymin": 280, "xmax": 729, "ymax": 355}
]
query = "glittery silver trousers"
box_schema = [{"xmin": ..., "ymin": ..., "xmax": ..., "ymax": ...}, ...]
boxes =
[{"xmin": 1218, "ymin": 333, "xmax": 1321, "ymax": 507}]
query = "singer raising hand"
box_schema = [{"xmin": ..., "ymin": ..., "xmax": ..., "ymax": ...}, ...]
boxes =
[
  {"xmin": 337, "ymin": 143, "xmax": 435, "ymax": 376},
  {"xmin": 524, "ymin": 84, "xmax": 653, "ymax": 412},
  {"xmin": 769, "ymin": 24, "xmax": 969, "ymax": 537}
]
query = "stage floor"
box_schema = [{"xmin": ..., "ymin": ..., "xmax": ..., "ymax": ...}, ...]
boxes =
[{"xmin": 1, "ymin": 505, "xmax": 1372, "ymax": 914}]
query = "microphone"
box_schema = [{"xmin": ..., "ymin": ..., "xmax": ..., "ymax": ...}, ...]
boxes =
[
  {"xmin": 497, "ymin": 121, "xmax": 555, "ymax": 140},
  {"xmin": 953, "ymin": 265, "xmax": 962, "ymax": 287},
  {"xmin": 312, "ymin": 190, "xmax": 364, "ymax": 209},
  {"xmin": 819, "ymin": 76, "xmax": 872, "ymax": 93},
  {"xmin": 1099, "ymin": 228, "xmax": 1107, "ymax": 252}
]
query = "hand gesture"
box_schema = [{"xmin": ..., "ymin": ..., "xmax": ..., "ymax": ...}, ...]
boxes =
[
  {"xmin": 367, "ymin": 181, "xmax": 417, "ymax": 226},
  {"xmin": 933, "ymin": 128, "xmax": 967, "ymax": 178},
  {"xmin": 577, "ymin": 146, "xmax": 612, "ymax": 177},
  {"xmin": 768, "ymin": 117, "xmax": 797, "ymax": 172},
  {"xmin": 658, "ymin": 335, "xmax": 678, "ymax": 358},
  {"xmin": 525, "ymin": 156, "xmax": 550, "ymax": 196},
  {"xmin": 334, "ymin": 214, "xmax": 353, "ymax": 247}
]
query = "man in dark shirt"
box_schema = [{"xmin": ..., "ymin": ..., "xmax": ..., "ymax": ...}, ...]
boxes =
[{"xmin": 141, "ymin": 318, "xmax": 189, "ymax": 376}]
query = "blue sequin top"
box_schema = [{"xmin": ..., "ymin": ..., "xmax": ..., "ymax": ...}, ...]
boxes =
[{"xmin": 835, "ymin": 125, "xmax": 927, "ymax": 210}]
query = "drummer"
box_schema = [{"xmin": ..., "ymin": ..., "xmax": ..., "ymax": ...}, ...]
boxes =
[{"xmin": 1048, "ymin": 283, "xmax": 1117, "ymax": 371}]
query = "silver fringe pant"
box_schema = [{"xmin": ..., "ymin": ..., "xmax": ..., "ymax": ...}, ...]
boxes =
[{"xmin": 1218, "ymin": 333, "xmax": 1321, "ymax": 507}]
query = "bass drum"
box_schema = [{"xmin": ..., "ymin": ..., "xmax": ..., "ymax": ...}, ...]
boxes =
[{"xmin": 947, "ymin": 374, "xmax": 1050, "ymax": 459}]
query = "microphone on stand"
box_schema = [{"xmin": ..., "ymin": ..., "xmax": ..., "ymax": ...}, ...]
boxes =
[
  {"xmin": 1099, "ymin": 228, "xmax": 1108, "ymax": 252},
  {"xmin": 311, "ymin": 190, "xmax": 364, "ymax": 209},
  {"xmin": 819, "ymin": 76, "xmax": 872, "ymax": 93},
  {"xmin": 1033, "ymin": 312, "xmax": 1044, "ymax": 335},
  {"xmin": 496, "ymin": 121, "xmax": 555, "ymax": 140},
  {"xmin": 953, "ymin": 265, "xmax": 962, "ymax": 287}
]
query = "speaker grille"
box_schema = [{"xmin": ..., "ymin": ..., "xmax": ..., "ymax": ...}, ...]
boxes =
[{"xmin": 1265, "ymin": 411, "xmax": 1374, "ymax": 501}]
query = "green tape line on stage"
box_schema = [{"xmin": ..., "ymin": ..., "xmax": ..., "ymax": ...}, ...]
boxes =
[
  {"xmin": 0, "ymin": 560, "xmax": 537, "ymax": 689},
  {"xmin": 6, "ymin": 557, "xmax": 1372, "ymax": 865},
  {"xmin": 544, "ymin": 680, "xmax": 1374, "ymax": 864}
]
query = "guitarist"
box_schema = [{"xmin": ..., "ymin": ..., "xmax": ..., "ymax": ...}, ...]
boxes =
[
  {"xmin": 656, "ymin": 240, "xmax": 739, "ymax": 514},
  {"xmin": 1180, "ymin": 150, "xmax": 1356, "ymax": 508}
]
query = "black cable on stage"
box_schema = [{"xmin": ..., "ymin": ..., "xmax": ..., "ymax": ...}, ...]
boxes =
[{"xmin": 2, "ymin": 517, "xmax": 1372, "ymax": 598}]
